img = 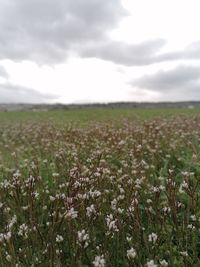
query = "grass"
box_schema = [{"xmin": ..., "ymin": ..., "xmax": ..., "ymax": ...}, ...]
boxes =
[
  {"xmin": 0, "ymin": 107, "xmax": 199, "ymax": 124},
  {"xmin": 0, "ymin": 107, "xmax": 200, "ymax": 266}
]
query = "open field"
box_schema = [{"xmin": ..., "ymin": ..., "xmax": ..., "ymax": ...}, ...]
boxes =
[
  {"xmin": 0, "ymin": 107, "xmax": 199, "ymax": 123},
  {"xmin": 0, "ymin": 108, "xmax": 200, "ymax": 266}
]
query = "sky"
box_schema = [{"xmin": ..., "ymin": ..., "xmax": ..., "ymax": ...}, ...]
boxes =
[{"xmin": 0, "ymin": 0, "xmax": 200, "ymax": 103}]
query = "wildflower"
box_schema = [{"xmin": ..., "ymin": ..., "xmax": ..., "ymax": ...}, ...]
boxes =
[
  {"xmin": 0, "ymin": 233, "xmax": 4, "ymax": 243},
  {"xmin": 22, "ymin": 206, "xmax": 29, "ymax": 211},
  {"xmin": 93, "ymin": 255, "xmax": 105, "ymax": 267},
  {"xmin": 65, "ymin": 207, "xmax": 78, "ymax": 219},
  {"xmin": 118, "ymin": 140, "xmax": 126, "ymax": 146},
  {"xmin": 180, "ymin": 251, "xmax": 188, "ymax": 257},
  {"xmin": 111, "ymin": 199, "xmax": 117, "ymax": 210},
  {"xmin": 52, "ymin": 172, "xmax": 59, "ymax": 178},
  {"xmin": 6, "ymin": 254, "xmax": 12, "ymax": 262},
  {"xmin": 126, "ymin": 236, "xmax": 132, "ymax": 242},
  {"xmin": 179, "ymin": 180, "xmax": 189, "ymax": 193},
  {"xmin": 146, "ymin": 259, "xmax": 157, "ymax": 267},
  {"xmin": 4, "ymin": 232, "xmax": 12, "ymax": 242},
  {"xmin": 160, "ymin": 259, "xmax": 168, "ymax": 266},
  {"xmin": 127, "ymin": 247, "xmax": 136, "ymax": 259},
  {"xmin": 77, "ymin": 229, "xmax": 89, "ymax": 248},
  {"xmin": 159, "ymin": 185, "xmax": 165, "ymax": 191},
  {"xmin": 117, "ymin": 207, "xmax": 124, "ymax": 214},
  {"xmin": 187, "ymin": 224, "xmax": 195, "ymax": 229},
  {"xmin": 106, "ymin": 214, "xmax": 119, "ymax": 232},
  {"xmin": 163, "ymin": 207, "xmax": 171, "ymax": 213},
  {"xmin": 190, "ymin": 215, "xmax": 197, "ymax": 221},
  {"xmin": 148, "ymin": 233, "xmax": 158, "ymax": 244},
  {"xmin": 49, "ymin": 196, "xmax": 56, "ymax": 202},
  {"xmin": 32, "ymin": 191, "xmax": 39, "ymax": 199},
  {"xmin": 86, "ymin": 204, "xmax": 96, "ymax": 217},
  {"xmin": 8, "ymin": 215, "xmax": 17, "ymax": 230},
  {"xmin": 18, "ymin": 224, "xmax": 29, "ymax": 239},
  {"xmin": 56, "ymin": 235, "xmax": 64, "ymax": 243}
]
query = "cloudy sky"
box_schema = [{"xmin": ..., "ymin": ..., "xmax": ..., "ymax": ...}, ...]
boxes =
[{"xmin": 0, "ymin": 0, "xmax": 200, "ymax": 103}]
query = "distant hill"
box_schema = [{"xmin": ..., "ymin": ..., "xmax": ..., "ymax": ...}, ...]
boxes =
[{"xmin": 0, "ymin": 101, "xmax": 199, "ymax": 111}]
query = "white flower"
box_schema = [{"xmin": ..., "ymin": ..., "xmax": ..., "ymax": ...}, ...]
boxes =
[
  {"xmin": 8, "ymin": 215, "xmax": 17, "ymax": 230},
  {"xmin": 93, "ymin": 255, "xmax": 105, "ymax": 267},
  {"xmin": 159, "ymin": 185, "xmax": 165, "ymax": 191},
  {"xmin": 163, "ymin": 207, "xmax": 171, "ymax": 213},
  {"xmin": 65, "ymin": 208, "xmax": 78, "ymax": 219},
  {"xmin": 0, "ymin": 233, "xmax": 4, "ymax": 243},
  {"xmin": 118, "ymin": 140, "xmax": 126, "ymax": 146},
  {"xmin": 56, "ymin": 235, "xmax": 64, "ymax": 243},
  {"xmin": 127, "ymin": 247, "xmax": 136, "ymax": 259},
  {"xmin": 106, "ymin": 214, "xmax": 119, "ymax": 232},
  {"xmin": 52, "ymin": 172, "xmax": 59, "ymax": 178},
  {"xmin": 4, "ymin": 232, "xmax": 12, "ymax": 242},
  {"xmin": 117, "ymin": 208, "xmax": 124, "ymax": 214},
  {"xmin": 187, "ymin": 224, "xmax": 195, "ymax": 229},
  {"xmin": 111, "ymin": 199, "xmax": 117, "ymax": 210},
  {"xmin": 180, "ymin": 251, "xmax": 188, "ymax": 257},
  {"xmin": 179, "ymin": 180, "xmax": 188, "ymax": 193},
  {"xmin": 6, "ymin": 254, "xmax": 12, "ymax": 262},
  {"xmin": 88, "ymin": 190, "xmax": 101, "ymax": 199},
  {"xmin": 86, "ymin": 204, "xmax": 96, "ymax": 217},
  {"xmin": 126, "ymin": 236, "xmax": 132, "ymax": 242},
  {"xmin": 160, "ymin": 259, "xmax": 168, "ymax": 266},
  {"xmin": 146, "ymin": 259, "xmax": 157, "ymax": 267},
  {"xmin": 18, "ymin": 224, "xmax": 29, "ymax": 239},
  {"xmin": 190, "ymin": 215, "xmax": 197, "ymax": 221},
  {"xmin": 77, "ymin": 229, "xmax": 89, "ymax": 248},
  {"xmin": 49, "ymin": 196, "xmax": 56, "ymax": 202},
  {"xmin": 148, "ymin": 233, "xmax": 158, "ymax": 244}
]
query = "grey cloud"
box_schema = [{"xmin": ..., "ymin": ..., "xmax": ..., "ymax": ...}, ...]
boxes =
[
  {"xmin": 0, "ymin": 83, "xmax": 59, "ymax": 103},
  {"xmin": 157, "ymin": 41, "xmax": 200, "ymax": 62},
  {"xmin": 80, "ymin": 39, "xmax": 166, "ymax": 66},
  {"xmin": 0, "ymin": 0, "xmax": 127, "ymax": 63},
  {"xmin": 133, "ymin": 65, "xmax": 200, "ymax": 91},
  {"xmin": 2, "ymin": 0, "xmax": 200, "ymax": 67},
  {"xmin": 186, "ymin": 41, "xmax": 200, "ymax": 58},
  {"xmin": 80, "ymin": 39, "xmax": 200, "ymax": 66},
  {"xmin": 0, "ymin": 66, "xmax": 9, "ymax": 78},
  {"xmin": 131, "ymin": 65, "xmax": 200, "ymax": 100}
]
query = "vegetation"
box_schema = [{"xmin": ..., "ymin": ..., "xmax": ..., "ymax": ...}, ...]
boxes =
[{"xmin": 0, "ymin": 108, "xmax": 200, "ymax": 266}]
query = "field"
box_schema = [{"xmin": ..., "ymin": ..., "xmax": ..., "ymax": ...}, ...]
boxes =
[{"xmin": 0, "ymin": 108, "xmax": 200, "ymax": 267}]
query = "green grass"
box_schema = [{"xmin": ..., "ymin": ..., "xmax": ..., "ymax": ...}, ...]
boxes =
[{"xmin": 0, "ymin": 107, "xmax": 199, "ymax": 124}]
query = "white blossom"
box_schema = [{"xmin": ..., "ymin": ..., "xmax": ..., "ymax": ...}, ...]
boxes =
[
  {"xmin": 127, "ymin": 247, "xmax": 136, "ymax": 259},
  {"xmin": 146, "ymin": 259, "xmax": 157, "ymax": 267},
  {"xmin": 77, "ymin": 229, "xmax": 89, "ymax": 248},
  {"xmin": 56, "ymin": 235, "xmax": 64, "ymax": 243},
  {"xmin": 148, "ymin": 233, "xmax": 158, "ymax": 244},
  {"xmin": 93, "ymin": 255, "xmax": 105, "ymax": 267}
]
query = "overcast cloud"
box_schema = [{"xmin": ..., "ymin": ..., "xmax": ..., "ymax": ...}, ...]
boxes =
[
  {"xmin": 0, "ymin": 0, "xmax": 127, "ymax": 64},
  {"xmin": 0, "ymin": 0, "xmax": 200, "ymax": 103},
  {"xmin": 0, "ymin": 83, "xmax": 58, "ymax": 103},
  {"xmin": 0, "ymin": 65, "xmax": 9, "ymax": 78},
  {"xmin": 132, "ymin": 65, "xmax": 200, "ymax": 100},
  {"xmin": 158, "ymin": 41, "xmax": 200, "ymax": 63},
  {"xmin": 80, "ymin": 39, "xmax": 167, "ymax": 66},
  {"xmin": 1, "ymin": 0, "xmax": 199, "ymax": 66},
  {"xmin": 79, "ymin": 39, "xmax": 200, "ymax": 66}
]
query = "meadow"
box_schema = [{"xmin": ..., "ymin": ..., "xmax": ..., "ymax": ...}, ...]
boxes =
[{"xmin": 0, "ymin": 108, "xmax": 200, "ymax": 266}]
